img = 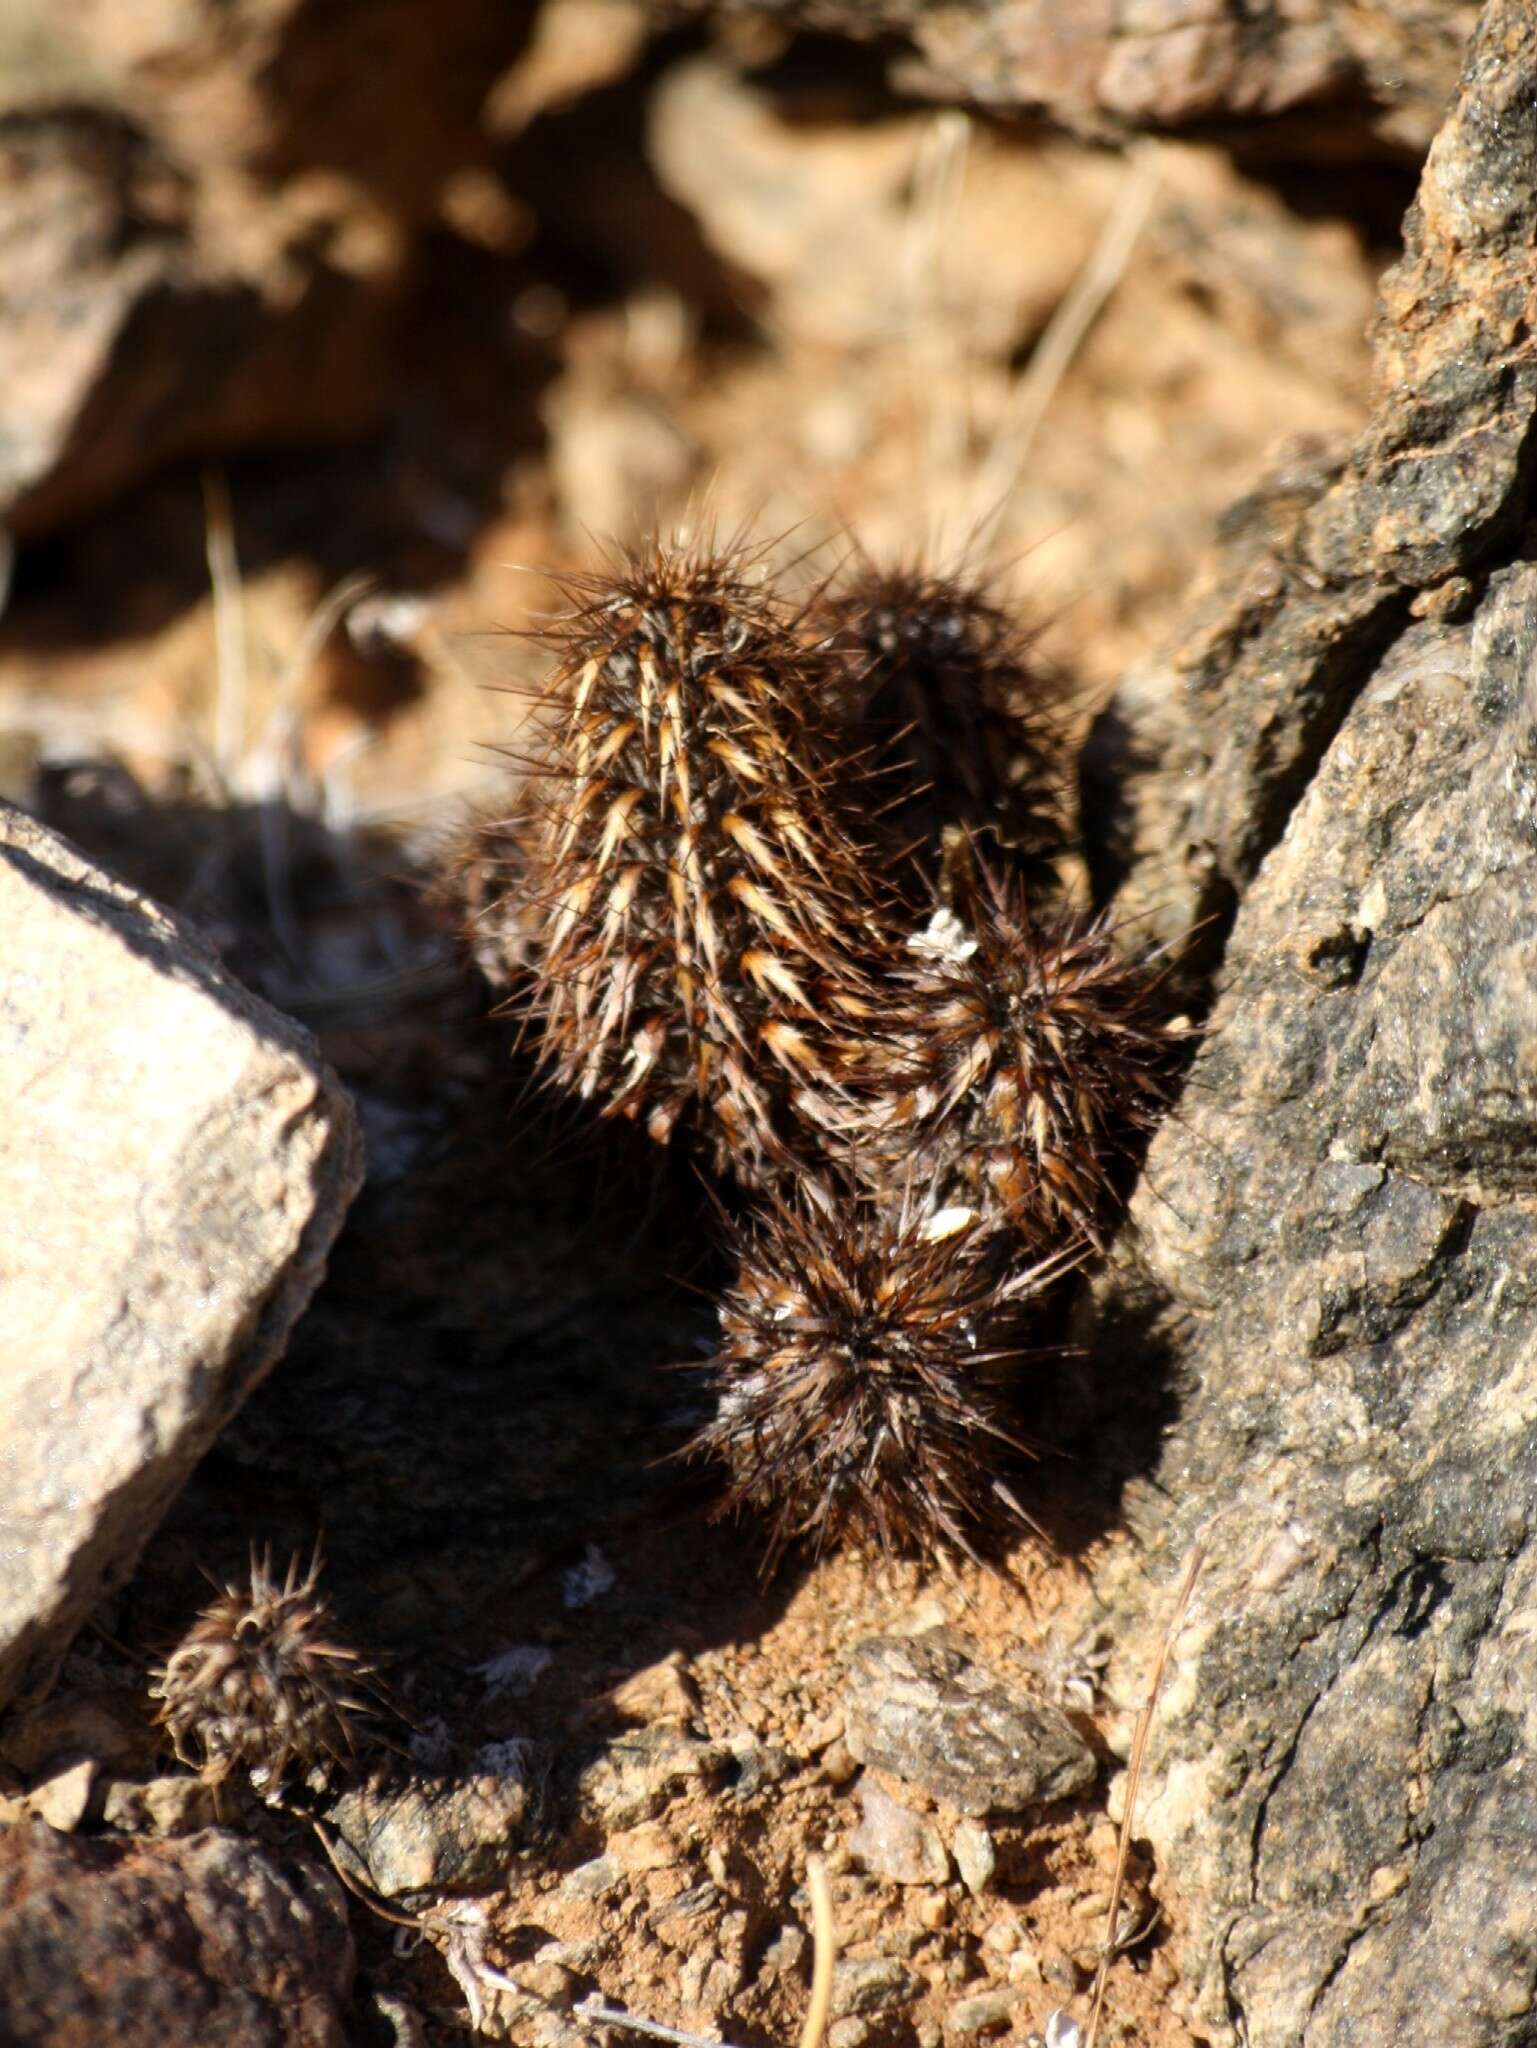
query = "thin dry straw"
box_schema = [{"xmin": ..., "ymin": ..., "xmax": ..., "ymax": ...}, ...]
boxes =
[
  {"xmin": 971, "ymin": 145, "xmax": 1162, "ymax": 543},
  {"xmin": 1083, "ymin": 1537, "xmax": 1206, "ymax": 2048}
]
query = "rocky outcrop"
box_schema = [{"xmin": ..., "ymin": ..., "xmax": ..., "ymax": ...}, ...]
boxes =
[
  {"xmin": 1080, "ymin": 6, "xmax": 1537, "ymax": 2041},
  {"xmin": 0, "ymin": 0, "xmax": 532, "ymax": 533}
]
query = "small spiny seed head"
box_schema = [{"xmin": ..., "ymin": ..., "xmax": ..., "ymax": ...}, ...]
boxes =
[
  {"xmin": 150, "ymin": 1548, "xmax": 380, "ymax": 1790},
  {"xmin": 688, "ymin": 1186, "xmax": 1074, "ymax": 1570},
  {"xmin": 815, "ymin": 561, "xmax": 1067, "ymax": 896}
]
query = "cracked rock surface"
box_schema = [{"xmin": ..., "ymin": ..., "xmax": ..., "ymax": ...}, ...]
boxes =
[{"xmin": 1082, "ymin": 7, "xmax": 1537, "ymax": 2040}]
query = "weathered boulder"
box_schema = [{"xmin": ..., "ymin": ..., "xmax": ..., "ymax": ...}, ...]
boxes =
[
  {"xmin": 0, "ymin": 804, "xmax": 363, "ymax": 1712},
  {"xmin": 1078, "ymin": 6, "xmax": 1537, "ymax": 2041},
  {"xmin": 0, "ymin": 1821, "xmax": 356, "ymax": 2047}
]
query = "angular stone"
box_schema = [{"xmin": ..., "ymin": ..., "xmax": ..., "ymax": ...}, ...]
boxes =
[
  {"xmin": 831, "ymin": 1956, "xmax": 923, "ymax": 2019},
  {"xmin": 0, "ymin": 806, "xmax": 363, "ymax": 1712},
  {"xmin": 843, "ymin": 1632, "xmax": 1095, "ymax": 1817},
  {"xmin": 0, "ymin": 1820, "xmax": 355, "ymax": 2046},
  {"xmin": 951, "ymin": 1819, "xmax": 997, "ymax": 1896},
  {"xmin": 848, "ymin": 1777, "xmax": 951, "ymax": 1887},
  {"xmin": 946, "ymin": 1986, "xmax": 1028, "ymax": 2036},
  {"xmin": 577, "ymin": 1725, "xmax": 732, "ymax": 1830},
  {"xmin": 327, "ymin": 1758, "xmax": 551, "ymax": 1898}
]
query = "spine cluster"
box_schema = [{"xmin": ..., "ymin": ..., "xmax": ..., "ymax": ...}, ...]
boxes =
[
  {"xmin": 151, "ymin": 1548, "xmax": 380, "ymax": 1791},
  {"xmin": 461, "ymin": 538, "xmax": 1180, "ymax": 1566}
]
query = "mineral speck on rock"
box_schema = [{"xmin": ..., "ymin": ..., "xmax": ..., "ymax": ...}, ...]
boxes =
[{"xmin": 843, "ymin": 1632, "xmax": 1095, "ymax": 1817}]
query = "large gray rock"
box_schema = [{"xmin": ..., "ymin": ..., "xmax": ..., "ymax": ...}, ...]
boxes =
[
  {"xmin": 1077, "ymin": 8, "xmax": 1537, "ymax": 2041},
  {"xmin": 0, "ymin": 805, "xmax": 363, "ymax": 1712},
  {"xmin": 1097, "ymin": 562, "xmax": 1537, "ymax": 2048}
]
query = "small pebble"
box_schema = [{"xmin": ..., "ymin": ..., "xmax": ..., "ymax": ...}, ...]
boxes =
[
  {"xmin": 610, "ymin": 1822, "xmax": 683, "ymax": 1874},
  {"xmin": 821, "ymin": 1738, "xmax": 859, "ymax": 1786},
  {"xmin": 26, "ymin": 1759, "xmax": 95, "ymax": 1833},
  {"xmin": 827, "ymin": 2023, "xmax": 870, "ymax": 2048},
  {"xmin": 849, "ymin": 1779, "xmax": 951, "ymax": 1887},
  {"xmin": 946, "ymin": 1986, "xmax": 1027, "ymax": 2034},
  {"xmin": 561, "ymin": 1854, "xmax": 622, "ymax": 1899},
  {"xmin": 951, "ymin": 1819, "xmax": 996, "ymax": 1896}
]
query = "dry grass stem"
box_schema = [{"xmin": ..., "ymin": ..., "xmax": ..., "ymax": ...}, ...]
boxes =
[
  {"xmin": 799, "ymin": 1852, "xmax": 836, "ymax": 2048},
  {"xmin": 203, "ymin": 468, "xmax": 249, "ymax": 786},
  {"xmin": 972, "ymin": 145, "xmax": 1161, "ymax": 539},
  {"xmin": 1083, "ymin": 1538, "xmax": 1206, "ymax": 2048}
]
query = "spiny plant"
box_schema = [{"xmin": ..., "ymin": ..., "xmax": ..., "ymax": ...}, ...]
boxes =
[
  {"xmin": 842, "ymin": 871, "xmax": 1180, "ymax": 1248},
  {"xmin": 150, "ymin": 1547, "xmax": 381, "ymax": 1791},
  {"xmin": 687, "ymin": 1180, "xmax": 1077, "ymax": 1570},
  {"xmin": 498, "ymin": 538, "xmax": 898, "ymax": 1184},
  {"xmin": 456, "ymin": 530, "xmax": 1185, "ymax": 1570},
  {"xmin": 813, "ymin": 559, "xmax": 1068, "ymax": 899}
]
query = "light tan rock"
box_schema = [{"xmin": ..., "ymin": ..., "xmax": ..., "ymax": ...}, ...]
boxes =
[{"xmin": 0, "ymin": 804, "xmax": 363, "ymax": 1712}]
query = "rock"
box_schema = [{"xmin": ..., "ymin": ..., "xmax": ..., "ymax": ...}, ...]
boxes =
[
  {"xmin": 0, "ymin": 1819, "xmax": 354, "ymax": 2046},
  {"xmin": 831, "ymin": 1956, "xmax": 923, "ymax": 2019},
  {"xmin": 1078, "ymin": 10, "xmax": 1537, "ymax": 2041},
  {"xmin": 951, "ymin": 1819, "xmax": 996, "ymax": 1896},
  {"xmin": 710, "ymin": 0, "xmax": 1477, "ymax": 159},
  {"xmin": 651, "ymin": 1880, "xmax": 722, "ymax": 1950},
  {"xmin": 0, "ymin": 806, "xmax": 363, "ymax": 1714},
  {"xmin": 1093, "ymin": 0, "xmax": 1537, "ymax": 959},
  {"xmin": 608, "ymin": 1821, "xmax": 684, "ymax": 1873},
  {"xmin": 100, "ymin": 1775, "xmax": 219, "ymax": 1838},
  {"xmin": 561, "ymin": 1852, "xmax": 622, "ymax": 1899},
  {"xmin": 945, "ymin": 1986, "xmax": 1028, "ymax": 2035},
  {"xmin": 24, "ymin": 1759, "xmax": 95, "ymax": 1833},
  {"xmin": 842, "ymin": 1633, "xmax": 1096, "ymax": 1817},
  {"xmin": 327, "ymin": 1760, "xmax": 549, "ymax": 1898},
  {"xmin": 0, "ymin": 1685, "xmax": 159, "ymax": 1778},
  {"xmin": 605, "ymin": 1654, "xmax": 700, "ymax": 1727},
  {"xmin": 825, "ymin": 2024, "xmax": 870, "ymax": 2048},
  {"xmin": 724, "ymin": 1734, "xmax": 795, "ymax": 1799},
  {"xmin": 848, "ymin": 1778, "xmax": 951, "ymax": 1887},
  {"xmin": 577, "ymin": 1725, "xmax": 732, "ymax": 1829}
]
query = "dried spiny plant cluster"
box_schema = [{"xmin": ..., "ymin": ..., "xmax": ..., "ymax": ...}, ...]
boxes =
[
  {"xmin": 459, "ymin": 537, "xmax": 1181, "ymax": 1565},
  {"xmin": 151, "ymin": 1548, "xmax": 380, "ymax": 1791}
]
